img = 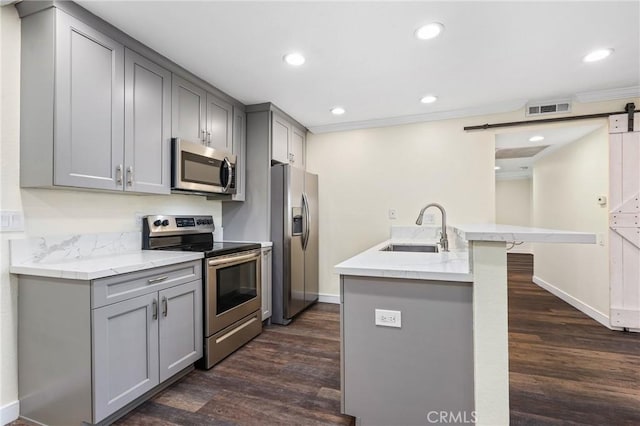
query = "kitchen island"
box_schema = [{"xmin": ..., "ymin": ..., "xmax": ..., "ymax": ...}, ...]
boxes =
[{"xmin": 335, "ymin": 225, "xmax": 595, "ymax": 426}]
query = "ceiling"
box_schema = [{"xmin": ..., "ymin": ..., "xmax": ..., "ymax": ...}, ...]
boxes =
[
  {"xmin": 494, "ymin": 123, "xmax": 603, "ymax": 179},
  {"xmin": 77, "ymin": 1, "xmax": 640, "ymax": 133}
]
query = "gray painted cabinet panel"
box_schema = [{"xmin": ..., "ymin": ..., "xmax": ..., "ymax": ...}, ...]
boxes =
[
  {"xmin": 172, "ymin": 74, "xmax": 206, "ymax": 144},
  {"xmin": 206, "ymin": 93, "xmax": 233, "ymax": 151},
  {"xmin": 92, "ymin": 292, "xmax": 160, "ymax": 422},
  {"xmin": 124, "ymin": 48, "xmax": 171, "ymax": 194},
  {"xmin": 291, "ymin": 126, "xmax": 306, "ymax": 168},
  {"xmin": 158, "ymin": 280, "xmax": 203, "ymax": 382},
  {"xmin": 272, "ymin": 112, "xmax": 290, "ymax": 164},
  {"xmin": 341, "ymin": 276, "xmax": 474, "ymax": 426},
  {"xmin": 231, "ymin": 107, "xmax": 246, "ymax": 201},
  {"xmin": 54, "ymin": 10, "xmax": 125, "ymax": 190},
  {"xmin": 261, "ymin": 247, "xmax": 273, "ymax": 320}
]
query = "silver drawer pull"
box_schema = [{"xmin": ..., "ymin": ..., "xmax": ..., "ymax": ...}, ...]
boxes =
[{"xmin": 148, "ymin": 275, "xmax": 169, "ymax": 284}]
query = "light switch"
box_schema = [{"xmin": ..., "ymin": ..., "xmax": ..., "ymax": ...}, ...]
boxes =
[{"xmin": 0, "ymin": 210, "xmax": 25, "ymax": 232}]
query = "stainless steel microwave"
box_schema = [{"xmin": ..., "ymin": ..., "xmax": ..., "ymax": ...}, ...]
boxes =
[{"xmin": 172, "ymin": 138, "xmax": 236, "ymax": 195}]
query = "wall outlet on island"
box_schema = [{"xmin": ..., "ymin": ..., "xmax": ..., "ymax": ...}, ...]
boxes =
[{"xmin": 375, "ymin": 309, "xmax": 402, "ymax": 328}]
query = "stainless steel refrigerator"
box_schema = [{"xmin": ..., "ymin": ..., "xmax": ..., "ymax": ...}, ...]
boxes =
[{"xmin": 271, "ymin": 164, "xmax": 319, "ymax": 325}]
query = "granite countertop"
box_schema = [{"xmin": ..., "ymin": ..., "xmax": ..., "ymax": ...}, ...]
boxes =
[{"xmin": 9, "ymin": 231, "xmax": 203, "ymax": 280}]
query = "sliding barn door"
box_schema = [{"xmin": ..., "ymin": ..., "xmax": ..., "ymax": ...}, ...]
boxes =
[{"xmin": 609, "ymin": 112, "xmax": 640, "ymax": 331}]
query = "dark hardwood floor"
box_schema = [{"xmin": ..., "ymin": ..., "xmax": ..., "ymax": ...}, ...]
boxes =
[
  {"xmin": 12, "ymin": 254, "xmax": 640, "ymax": 425},
  {"xmin": 508, "ymin": 253, "xmax": 640, "ymax": 425}
]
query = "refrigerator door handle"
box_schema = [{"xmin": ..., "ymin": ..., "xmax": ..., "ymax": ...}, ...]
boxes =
[{"xmin": 302, "ymin": 192, "xmax": 311, "ymax": 250}]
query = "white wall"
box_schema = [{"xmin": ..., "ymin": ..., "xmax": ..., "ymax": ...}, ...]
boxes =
[
  {"xmin": 0, "ymin": 6, "xmax": 222, "ymax": 414},
  {"xmin": 306, "ymin": 118, "xmax": 497, "ymax": 297},
  {"xmin": 495, "ymin": 178, "xmax": 532, "ymax": 253},
  {"xmin": 532, "ymin": 125, "xmax": 610, "ymax": 322}
]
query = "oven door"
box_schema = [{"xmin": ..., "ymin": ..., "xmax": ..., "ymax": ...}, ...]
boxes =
[{"xmin": 205, "ymin": 249, "xmax": 262, "ymax": 335}]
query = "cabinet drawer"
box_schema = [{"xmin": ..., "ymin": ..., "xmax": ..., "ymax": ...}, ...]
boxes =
[{"xmin": 92, "ymin": 261, "xmax": 202, "ymax": 308}]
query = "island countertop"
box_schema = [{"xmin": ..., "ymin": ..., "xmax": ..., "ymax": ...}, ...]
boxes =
[{"xmin": 334, "ymin": 240, "xmax": 473, "ymax": 282}]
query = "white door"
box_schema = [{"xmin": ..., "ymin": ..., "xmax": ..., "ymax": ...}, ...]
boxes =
[{"xmin": 609, "ymin": 112, "xmax": 640, "ymax": 331}]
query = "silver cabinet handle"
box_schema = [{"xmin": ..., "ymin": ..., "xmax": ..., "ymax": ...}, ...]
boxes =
[
  {"xmin": 116, "ymin": 165, "xmax": 123, "ymax": 185},
  {"xmin": 126, "ymin": 166, "xmax": 133, "ymax": 186},
  {"xmin": 148, "ymin": 275, "xmax": 168, "ymax": 284},
  {"xmin": 201, "ymin": 129, "xmax": 206, "ymax": 143},
  {"xmin": 152, "ymin": 299, "xmax": 158, "ymax": 320},
  {"xmin": 162, "ymin": 296, "xmax": 168, "ymax": 317},
  {"xmin": 207, "ymin": 131, "xmax": 212, "ymax": 145}
]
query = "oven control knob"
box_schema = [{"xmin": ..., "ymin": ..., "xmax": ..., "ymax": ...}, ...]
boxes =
[
  {"xmin": 153, "ymin": 220, "xmax": 162, "ymax": 227},
  {"xmin": 161, "ymin": 220, "xmax": 170, "ymax": 226}
]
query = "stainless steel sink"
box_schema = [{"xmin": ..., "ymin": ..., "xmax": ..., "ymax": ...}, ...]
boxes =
[{"xmin": 381, "ymin": 244, "xmax": 439, "ymax": 253}]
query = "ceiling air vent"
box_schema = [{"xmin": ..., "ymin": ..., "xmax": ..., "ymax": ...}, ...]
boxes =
[{"xmin": 526, "ymin": 99, "xmax": 571, "ymax": 116}]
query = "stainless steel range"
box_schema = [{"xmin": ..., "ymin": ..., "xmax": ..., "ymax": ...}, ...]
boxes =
[{"xmin": 142, "ymin": 215, "xmax": 262, "ymax": 368}]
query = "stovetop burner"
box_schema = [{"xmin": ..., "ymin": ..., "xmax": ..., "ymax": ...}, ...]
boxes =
[{"xmin": 142, "ymin": 215, "xmax": 261, "ymax": 257}]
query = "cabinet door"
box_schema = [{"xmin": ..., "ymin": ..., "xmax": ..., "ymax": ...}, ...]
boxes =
[
  {"xmin": 171, "ymin": 75, "xmax": 206, "ymax": 144},
  {"xmin": 124, "ymin": 49, "xmax": 171, "ymax": 194},
  {"xmin": 232, "ymin": 107, "xmax": 246, "ymax": 201},
  {"xmin": 272, "ymin": 112, "xmax": 290, "ymax": 164},
  {"xmin": 291, "ymin": 126, "xmax": 306, "ymax": 169},
  {"xmin": 54, "ymin": 11, "xmax": 125, "ymax": 190},
  {"xmin": 261, "ymin": 247, "xmax": 273, "ymax": 320},
  {"xmin": 92, "ymin": 293, "xmax": 159, "ymax": 422},
  {"xmin": 206, "ymin": 93, "xmax": 233, "ymax": 151},
  {"xmin": 159, "ymin": 281, "xmax": 203, "ymax": 382}
]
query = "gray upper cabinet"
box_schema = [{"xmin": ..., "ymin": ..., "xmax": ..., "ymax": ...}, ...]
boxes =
[
  {"xmin": 172, "ymin": 75, "xmax": 234, "ymax": 152},
  {"xmin": 19, "ymin": 8, "xmax": 171, "ymax": 194},
  {"xmin": 171, "ymin": 74, "xmax": 207, "ymax": 144},
  {"xmin": 125, "ymin": 49, "xmax": 172, "ymax": 194},
  {"xmin": 206, "ymin": 93, "xmax": 233, "ymax": 151},
  {"xmin": 55, "ymin": 10, "xmax": 125, "ymax": 190},
  {"xmin": 271, "ymin": 110, "xmax": 306, "ymax": 168}
]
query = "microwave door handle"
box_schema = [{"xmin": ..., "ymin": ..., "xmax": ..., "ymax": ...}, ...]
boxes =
[
  {"xmin": 223, "ymin": 158, "xmax": 233, "ymax": 192},
  {"xmin": 302, "ymin": 193, "xmax": 310, "ymax": 250}
]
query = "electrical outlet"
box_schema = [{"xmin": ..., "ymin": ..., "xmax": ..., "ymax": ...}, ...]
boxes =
[
  {"xmin": 388, "ymin": 209, "xmax": 397, "ymax": 220},
  {"xmin": 375, "ymin": 309, "xmax": 402, "ymax": 328},
  {"xmin": 423, "ymin": 213, "xmax": 435, "ymax": 224},
  {"xmin": 0, "ymin": 210, "xmax": 25, "ymax": 232}
]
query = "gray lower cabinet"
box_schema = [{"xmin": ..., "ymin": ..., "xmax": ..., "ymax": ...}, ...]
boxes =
[
  {"xmin": 340, "ymin": 275, "xmax": 474, "ymax": 426},
  {"xmin": 19, "ymin": 7, "xmax": 171, "ymax": 194},
  {"xmin": 18, "ymin": 261, "xmax": 202, "ymax": 426}
]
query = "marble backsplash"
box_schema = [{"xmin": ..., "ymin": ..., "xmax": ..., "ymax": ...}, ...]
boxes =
[{"xmin": 10, "ymin": 231, "xmax": 142, "ymax": 265}]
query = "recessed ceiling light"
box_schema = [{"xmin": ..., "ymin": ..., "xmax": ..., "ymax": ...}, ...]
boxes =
[
  {"xmin": 494, "ymin": 166, "xmax": 501, "ymax": 171},
  {"xmin": 283, "ymin": 52, "xmax": 305, "ymax": 66},
  {"xmin": 420, "ymin": 95, "xmax": 438, "ymax": 104},
  {"xmin": 330, "ymin": 107, "xmax": 345, "ymax": 116},
  {"xmin": 529, "ymin": 135, "xmax": 545, "ymax": 142},
  {"xmin": 414, "ymin": 22, "xmax": 445, "ymax": 40},
  {"xmin": 583, "ymin": 48, "xmax": 614, "ymax": 63}
]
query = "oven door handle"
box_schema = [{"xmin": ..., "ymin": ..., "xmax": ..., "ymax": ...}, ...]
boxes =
[{"xmin": 208, "ymin": 251, "xmax": 260, "ymax": 267}]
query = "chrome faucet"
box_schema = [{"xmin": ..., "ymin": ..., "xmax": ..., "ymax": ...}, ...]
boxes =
[{"xmin": 415, "ymin": 203, "xmax": 449, "ymax": 252}]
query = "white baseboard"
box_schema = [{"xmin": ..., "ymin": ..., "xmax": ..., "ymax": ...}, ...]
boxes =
[
  {"xmin": 318, "ymin": 293, "xmax": 340, "ymax": 304},
  {"xmin": 0, "ymin": 400, "xmax": 19, "ymax": 425},
  {"xmin": 532, "ymin": 275, "xmax": 611, "ymax": 329}
]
